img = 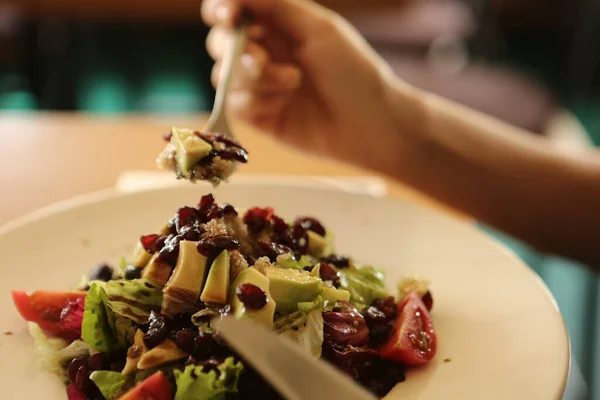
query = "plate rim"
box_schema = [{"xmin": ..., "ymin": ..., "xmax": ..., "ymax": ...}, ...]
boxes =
[{"xmin": 0, "ymin": 183, "xmax": 572, "ymax": 397}]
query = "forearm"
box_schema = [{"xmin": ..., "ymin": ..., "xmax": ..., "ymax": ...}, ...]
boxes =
[{"xmin": 384, "ymin": 79, "xmax": 600, "ymax": 266}]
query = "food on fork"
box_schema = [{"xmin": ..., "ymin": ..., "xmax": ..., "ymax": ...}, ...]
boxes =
[{"xmin": 157, "ymin": 128, "xmax": 248, "ymax": 185}]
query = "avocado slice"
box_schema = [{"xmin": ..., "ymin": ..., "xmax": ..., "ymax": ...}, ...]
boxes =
[
  {"xmin": 264, "ymin": 266, "xmax": 323, "ymax": 313},
  {"xmin": 142, "ymin": 253, "xmax": 173, "ymax": 287},
  {"xmin": 306, "ymin": 230, "xmax": 334, "ymax": 258},
  {"xmin": 162, "ymin": 240, "xmax": 208, "ymax": 316},
  {"xmin": 321, "ymin": 286, "xmax": 350, "ymax": 302},
  {"xmin": 137, "ymin": 339, "xmax": 188, "ymax": 370},
  {"xmin": 231, "ymin": 268, "xmax": 276, "ymax": 329},
  {"xmin": 170, "ymin": 127, "xmax": 213, "ymax": 178},
  {"xmin": 132, "ymin": 240, "xmax": 152, "ymax": 268},
  {"xmin": 200, "ymin": 250, "xmax": 230, "ymax": 304}
]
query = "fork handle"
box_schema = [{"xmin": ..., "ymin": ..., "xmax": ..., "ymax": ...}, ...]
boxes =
[{"xmin": 204, "ymin": 16, "xmax": 250, "ymax": 135}]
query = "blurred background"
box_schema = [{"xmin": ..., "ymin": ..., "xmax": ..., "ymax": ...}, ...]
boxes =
[{"xmin": 1, "ymin": 0, "xmax": 599, "ymax": 397}]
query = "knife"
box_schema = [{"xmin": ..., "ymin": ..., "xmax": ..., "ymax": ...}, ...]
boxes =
[{"xmin": 216, "ymin": 317, "xmax": 378, "ymax": 400}]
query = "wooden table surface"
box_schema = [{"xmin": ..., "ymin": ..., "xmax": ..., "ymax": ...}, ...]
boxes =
[{"xmin": 0, "ymin": 112, "xmax": 456, "ymax": 226}]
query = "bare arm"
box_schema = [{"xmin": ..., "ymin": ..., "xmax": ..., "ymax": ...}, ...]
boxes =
[{"xmin": 385, "ymin": 79, "xmax": 600, "ymax": 267}]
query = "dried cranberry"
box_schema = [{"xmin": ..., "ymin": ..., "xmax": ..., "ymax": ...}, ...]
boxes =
[
  {"xmin": 236, "ymin": 284, "xmax": 268, "ymax": 310},
  {"xmin": 192, "ymin": 333, "xmax": 218, "ymax": 360},
  {"xmin": 243, "ymin": 207, "xmax": 273, "ymax": 234},
  {"xmin": 422, "ymin": 291, "xmax": 433, "ymax": 311},
  {"xmin": 270, "ymin": 215, "xmax": 288, "ymax": 234},
  {"xmin": 364, "ymin": 297, "xmax": 398, "ymax": 347},
  {"xmin": 175, "ymin": 329, "xmax": 199, "ymax": 354},
  {"xmin": 291, "ymin": 224, "xmax": 309, "ymax": 254},
  {"xmin": 163, "ymin": 131, "xmax": 173, "ymax": 142},
  {"xmin": 156, "ymin": 234, "xmax": 182, "ymax": 267},
  {"xmin": 189, "ymin": 357, "xmax": 222, "ymax": 372},
  {"xmin": 321, "ymin": 255, "xmax": 350, "ymax": 268},
  {"xmin": 222, "ymin": 204, "xmax": 238, "ymax": 217},
  {"xmin": 257, "ymin": 241, "xmax": 292, "ymax": 262},
  {"xmin": 179, "ymin": 225, "xmax": 202, "ymax": 241},
  {"xmin": 68, "ymin": 358, "xmax": 86, "ymax": 384},
  {"xmin": 197, "ymin": 194, "xmax": 223, "ymax": 222},
  {"xmin": 319, "ymin": 262, "xmax": 341, "ymax": 288},
  {"xmin": 197, "ymin": 235, "xmax": 240, "ymax": 257},
  {"xmin": 294, "ymin": 217, "xmax": 326, "ymax": 236},
  {"xmin": 212, "ymin": 133, "xmax": 245, "ymax": 149},
  {"xmin": 88, "ymin": 352, "xmax": 109, "ymax": 371},
  {"xmin": 144, "ymin": 311, "xmax": 169, "ymax": 349},
  {"xmin": 175, "ymin": 207, "xmax": 200, "ymax": 232},
  {"xmin": 140, "ymin": 234, "xmax": 161, "ymax": 254},
  {"xmin": 88, "ymin": 264, "xmax": 114, "ymax": 281},
  {"xmin": 219, "ymin": 148, "xmax": 248, "ymax": 163}
]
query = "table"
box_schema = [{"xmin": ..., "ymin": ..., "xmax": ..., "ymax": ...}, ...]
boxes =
[{"xmin": 0, "ymin": 112, "xmax": 455, "ymax": 225}]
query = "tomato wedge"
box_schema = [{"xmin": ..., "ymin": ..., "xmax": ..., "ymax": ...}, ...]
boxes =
[
  {"xmin": 11, "ymin": 290, "xmax": 86, "ymax": 339},
  {"xmin": 121, "ymin": 371, "xmax": 172, "ymax": 400},
  {"xmin": 379, "ymin": 290, "xmax": 437, "ymax": 365}
]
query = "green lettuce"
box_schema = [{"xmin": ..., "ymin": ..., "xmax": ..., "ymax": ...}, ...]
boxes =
[
  {"xmin": 82, "ymin": 282, "xmax": 116, "ymax": 352},
  {"xmin": 275, "ymin": 309, "xmax": 324, "ymax": 357},
  {"xmin": 90, "ymin": 371, "xmax": 130, "ymax": 400},
  {"xmin": 103, "ymin": 278, "xmax": 163, "ymax": 324},
  {"xmin": 174, "ymin": 357, "xmax": 244, "ymax": 400},
  {"xmin": 276, "ymin": 255, "xmax": 313, "ymax": 270},
  {"xmin": 338, "ymin": 265, "xmax": 388, "ymax": 310}
]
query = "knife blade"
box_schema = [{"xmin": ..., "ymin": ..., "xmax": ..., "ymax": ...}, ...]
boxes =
[{"xmin": 216, "ymin": 316, "xmax": 377, "ymax": 400}]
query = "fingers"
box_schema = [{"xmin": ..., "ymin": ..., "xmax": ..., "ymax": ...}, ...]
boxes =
[
  {"xmin": 202, "ymin": 0, "xmax": 333, "ymax": 40},
  {"xmin": 206, "ymin": 25, "xmax": 266, "ymax": 61},
  {"xmin": 227, "ymin": 90, "xmax": 291, "ymax": 128},
  {"xmin": 212, "ymin": 58, "xmax": 302, "ymax": 92}
]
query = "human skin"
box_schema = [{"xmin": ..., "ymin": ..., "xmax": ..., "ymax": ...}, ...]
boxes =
[{"xmin": 201, "ymin": 0, "xmax": 600, "ymax": 267}]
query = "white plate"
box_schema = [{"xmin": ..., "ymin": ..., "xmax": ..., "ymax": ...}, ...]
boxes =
[{"xmin": 0, "ymin": 183, "xmax": 569, "ymax": 399}]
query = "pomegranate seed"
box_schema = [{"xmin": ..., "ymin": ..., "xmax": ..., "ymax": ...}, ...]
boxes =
[
  {"xmin": 74, "ymin": 365, "xmax": 92, "ymax": 392},
  {"xmin": 163, "ymin": 131, "xmax": 173, "ymax": 142},
  {"xmin": 236, "ymin": 284, "xmax": 267, "ymax": 310}
]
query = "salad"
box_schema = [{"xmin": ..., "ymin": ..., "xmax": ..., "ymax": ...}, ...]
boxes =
[
  {"xmin": 12, "ymin": 194, "xmax": 437, "ymax": 400},
  {"xmin": 156, "ymin": 128, "xmax": 248, "ymax": 185}
]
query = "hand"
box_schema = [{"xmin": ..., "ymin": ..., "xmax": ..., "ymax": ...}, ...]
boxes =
[{"xmin": 202, "ymin": 0, "xmax": 410, "ymax": 173}]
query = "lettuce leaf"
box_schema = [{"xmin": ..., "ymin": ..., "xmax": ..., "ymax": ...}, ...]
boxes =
[
  {"xmin": 338, "ymin": 265, "xmax": 388, "ymax": 310},
  {"xmin": 276, "ymin": 309, "xmax": 324, "ymax": 358},
  {"xmin": 103, "ymin": 279, "xmax": 162, "ymax": 324},
  {"xmin": 276, "ymin": 254, "xmax": 313, "ymax": 270},
  {"xmin": 82, "ymin": 282, "xmax": 116, "ymax": 352},
  {"xmin": 174, "ymin": 357, "xmax": 244, "ymax": 400},
  {"xmin": 90, "ymin": 371, "xmax": 130, "ymax": 400}
]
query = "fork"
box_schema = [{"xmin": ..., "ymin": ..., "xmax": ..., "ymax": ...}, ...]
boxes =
[{"xmin": 202, "ymin": 15, "xmax": 250, "ymax": 139}]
